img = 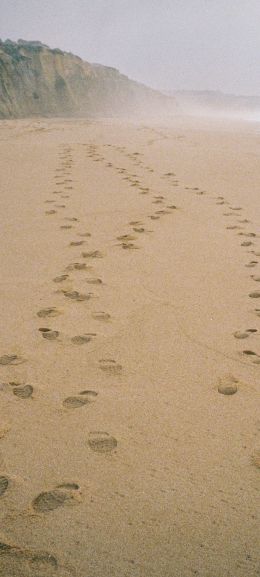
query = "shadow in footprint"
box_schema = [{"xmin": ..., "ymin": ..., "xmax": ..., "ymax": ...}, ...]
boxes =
[
  {"xmin": 39, "ymin": 328, "xmax": 59, "ymax": 341},
  {"xmin": 88, "ymin": 431, "xmax": 117, "ymax": 453},
  {"xmin": 53, "ymin": 275, "xmax": 69, "ymax": 283},
  {"xmin": 99, "ymin": 359, "xmax": 122, "ymax": 375},
  {"xmin": 92, "ymin": 312, "xmax": 111, "ymax": 321},
  {"xmin": 63, "ymin": 390, "xmax": 97, "ymax": 409},
  {"xmin": 70, "ymin": 241, "xmax": 85, "ymax": 247},
  {"xmin": 37, "ymin": 307, "xmax": 61, "ymax": 318},
  {"xmin": 249, "ymin": 291, "xmax": 260, "ymax": 298},
  {"xmin": 66, "ymin": 263, "xmax": 90, "ymax": 271},
  {"xmin": 251, "ymin": 451, "xmax": 260, "ymax": 469},
  {"xmin": 13, "ymin": 385, "xmax": 33, "ymax": 399},
  {"xmin": 32, "ymin": 484, "xmax": 80, "ymax": 513},
  {"xmin": 0, "ymin": 476, "xmax": 9, "ymax": 496},
  {"xmin": 0, "ymin": 355, "xmax": 25, "ymax": 366},
  {"xmin": 82, "ymin": 250, "xmax": 103, "ymax": 259},
  {"xmin": 71, "ymin": 334, "xmax": 96, "ymax": 345},
  {"xmin": 233, "ymin": 329, "xmax": 257, "ymax": 339},
  {"xmin": 86, "ymin": 278, "xmax": 103, "ymax": 285},
  {"xmin": 63, "ymin": 291, "xmax": 91, "ymax": 302}
]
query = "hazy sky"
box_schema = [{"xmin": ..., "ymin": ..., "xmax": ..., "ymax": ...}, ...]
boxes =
[{"xmin": 1, "ymin": 0, "xmax": 260, "ymax": 95}]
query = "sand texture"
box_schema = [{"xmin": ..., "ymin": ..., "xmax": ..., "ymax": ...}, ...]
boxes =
[{"xmin": 0, "ymin": 117, "xmax": 259, "ymax": 577}]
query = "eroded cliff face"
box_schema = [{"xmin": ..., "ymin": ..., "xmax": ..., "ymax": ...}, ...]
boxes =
[{"xmin": 0, "ymin": 40, "xmax": 176, "ymax": 118}]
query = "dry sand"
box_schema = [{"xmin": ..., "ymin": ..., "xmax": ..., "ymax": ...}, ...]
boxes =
[{"xmin": 0, "ymin": 116, "xmax": 259, "ymax": 577}]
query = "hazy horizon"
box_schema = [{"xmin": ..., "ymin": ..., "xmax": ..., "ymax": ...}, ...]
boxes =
[{"xmin": 1, "ymin": 0, "xmax": 260, "ymax": 97}]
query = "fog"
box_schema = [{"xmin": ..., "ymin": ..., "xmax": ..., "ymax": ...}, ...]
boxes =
[{"xmin": 1, "ymin": 0, "xmax": 260, "ymax": 98}]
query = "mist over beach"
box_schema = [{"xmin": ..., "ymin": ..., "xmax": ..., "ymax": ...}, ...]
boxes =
[{"xmin": 0, "ymin": 2, "xmax": 259, "ymax": 577}]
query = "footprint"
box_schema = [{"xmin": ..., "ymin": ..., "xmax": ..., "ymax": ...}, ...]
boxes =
[
  {"xmin": 78, "ymin": 232, "xmax": 91, "ymax": 237},
  {"xmin": 60, "ymin": 225, "xmax": 73, "ymax": 229},
  {"xmin": 251, "ymin": 276, "xmax": 260, "ymax": 282},
  {"xmin": 226, "ymin": 225, "xmax": 241, "ymax": 230},
  {"xmin": 86, "ymin": 278, "xmax": 103, "ymax": 285},
  {"xmin": 45, "ymin": 210, "xmax": 56, "ymax": 215},
  {"xmin": 13, "ymin": 384, "xmax": 33, "ymax": 399},
  {"xmin": 91, "ymin": 311, "xmax": 111, "ymax": 321},
  {"xmin": 117, "ymin": 234, "xmax": 137, "ymax": 242},
  {"xmin": 120, "ymin": 242, "xmax": 138, "ymax": 250},
  {"xmin": 63, "ymin": 290, "xmax": 91, "ymax": 302},
  {"xmin": 0, "ymin": 541, "xmax": 70, "ymax": 575},
  {"xmin": 242, "ymin": 350, "xmax": 259, "ymax": 357},
  {"xmin": 63, "ymin": 390, "xmax": 97, "ymax": 408},
  {"xmin": 233, "ymin": 329, "xmax": 257, "ymax": 339},
  {"xmin": 70, "ymin": 241, "xmax": 85, "ymax": 247},
  {"xmin": 66, "ymin": 262, "xmax": 90, "ymax": 271},
  {"xmin": 71, "ymin": 334, "xmax": 96, "ymax": 345},
  {"xmin": 238, "ymin": 232, "xmax": 256, "ymax": 238},
  {"xmin": 245, "ymin": 262, "xmax": 258, "ymax": 268},
  {"xmin": 53, "ymin": 274, "xmax": 69, "ymax": 283},
  {"xmin": 32, "ymin": 485, "xmax": 79, "ymax": 513},
  {"xmin": 0, "ymin": 355, "xmax": 25, "ymax": 366},
  {"xmin": 79, "ymin": 390, "xmax": 98, "ymax": 400},
  {"xmin": 249, "ymin": 291, "xmax": 260, "ymax": 298},
  {"xmin": 218, "ymin": 375, "xmax": 238, "ymax": 395},
  {"xmin": 39, "ymin": 328, "xmax": 59, "ymax": 340},
  {"xmin": 241, "ymin": 241, "xmax": 254, "ymax": 247},
  {"xmin": 88, "ymin": 432, "xmax": 117, "ymax": 453},
  {"xmin": 149, "ymin": 215, "xmax": 160, "ymax": 220},
  {"xmin": 0, "ymin": 476, "xmax": 9, "ymax": 496},
  {"xmin": 57, "ymin": 482, "xmax": 80, "ymax": 490},
  {"xmin": 251, "ymin": 450, "xmax": 260, "ymax": 469},
  {"xmin": 133, "ymin": 227, "xmax": 145, "ymax": 233},
  {"xmin": 99, "ymin": 359, "xmax": 122, "ymax": 375},
  {"xmin": 82, "ymin": 250, "xmax": 103, "ymax": 259},
  {"xmin": 37, "ymin": 307, "xmax": 61, "ymax": 318},
  {"xmin": 63, "ymin": 396, "xmax": 90, "ymax": 409},
  {"xmin": 254, "ymin": 308, "xmax": 260, "ymax": 317}
]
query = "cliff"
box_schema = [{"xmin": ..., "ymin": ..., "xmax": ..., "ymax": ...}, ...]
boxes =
[{"xmin": 0, "ymin": 39, "xmax": 176, "ymax": 119}]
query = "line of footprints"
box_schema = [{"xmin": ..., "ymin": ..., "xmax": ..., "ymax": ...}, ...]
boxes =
[
  {"xmin": 83, "ymin": 136, "xmax": 260, "ymax": 370},
  {"xmin": 0, "ymin": 134, "xmax": 259, "ymax": 533}
]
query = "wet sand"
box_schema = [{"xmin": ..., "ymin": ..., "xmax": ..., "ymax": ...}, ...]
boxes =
[{"xmin": 0, "ymin": 116, "xmax": 259, "ymax": 577}]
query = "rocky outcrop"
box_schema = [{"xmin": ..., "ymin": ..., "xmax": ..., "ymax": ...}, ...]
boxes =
[{"xmin": 0, "ymin": 39, "xmax": 176, "ymax": 119}]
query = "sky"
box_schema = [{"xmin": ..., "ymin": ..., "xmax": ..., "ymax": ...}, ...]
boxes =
[{"xmin": 1, "ymin": 0, "xmax": 260, "ymax": 95}]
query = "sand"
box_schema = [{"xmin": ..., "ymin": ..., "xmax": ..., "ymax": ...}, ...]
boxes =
[{"xmin": 0, "ymin": 116, "xmax": 259, "ymax": 577}]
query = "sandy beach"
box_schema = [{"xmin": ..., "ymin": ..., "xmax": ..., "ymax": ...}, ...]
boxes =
[{"xmin": 0, "ymin": 116, "xmax": 259, "ymax": 577}]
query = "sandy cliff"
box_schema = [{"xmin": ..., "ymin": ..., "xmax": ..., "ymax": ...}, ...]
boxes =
[{"xmin": 0, "ymin": 39, "xmax": 176, "ymax": 118}]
